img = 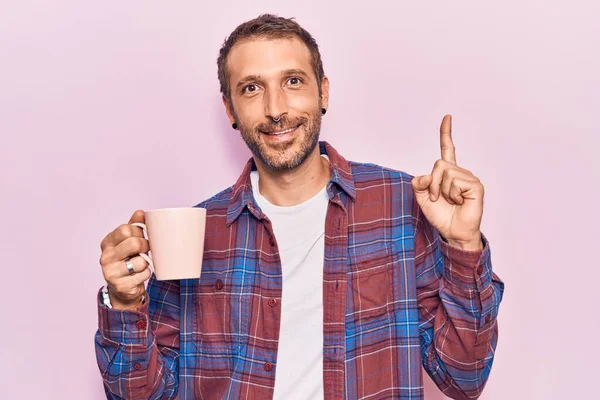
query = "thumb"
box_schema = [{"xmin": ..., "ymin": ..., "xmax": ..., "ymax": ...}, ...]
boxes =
[
  {"xmin": 128, "ymin": 209, "xmax": 145, "ymax": 224},
  {"xmin": 411, "ymin": 174, "xmax": 432, "ymax": 193}
]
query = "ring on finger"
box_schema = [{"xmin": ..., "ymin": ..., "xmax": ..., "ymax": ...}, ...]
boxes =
[{"xmin": 125, "ymin": 258, "xmax": 135, "ymax": 275}]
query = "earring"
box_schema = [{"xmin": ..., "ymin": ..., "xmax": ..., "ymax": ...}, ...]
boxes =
[
  {"xmin": 232, "ymin": 122, "xmax": 238, "ymax": 129},
  {"xmin": 321, "ymin": 108, "xmax": 327, "ymax": 115}
]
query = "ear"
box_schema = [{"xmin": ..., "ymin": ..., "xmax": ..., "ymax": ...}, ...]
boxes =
[
  {"xmin": 222, "ymin": 95, "xmax": 235, "ymax": 123},
  {"xmin": 320, "ymin": 76, "xmax": 330, "ymax": 110}
]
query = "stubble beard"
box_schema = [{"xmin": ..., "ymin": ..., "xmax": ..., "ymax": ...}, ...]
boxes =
[{"xmin": 235, "ymin": 106, "xmax": 322, "ymax": 171}]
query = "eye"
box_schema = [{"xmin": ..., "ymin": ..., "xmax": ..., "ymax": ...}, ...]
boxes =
[
  {"xmin": 242, "ymin": 84, "xmax": 258, "ymax": 94},
  {"xmin": 287, "ymin": 77, "xmax": 302, "ymax": 86}
]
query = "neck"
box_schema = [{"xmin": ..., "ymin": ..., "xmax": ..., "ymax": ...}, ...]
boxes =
[{"xmin": 254, "ymin": 145, "xmax": 330, "ymax": 207}]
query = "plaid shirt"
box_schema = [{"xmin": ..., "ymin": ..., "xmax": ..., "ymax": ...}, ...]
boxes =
[{"xmin": 95, "ymin": 141, "xmax": 504, "ymax": 400}]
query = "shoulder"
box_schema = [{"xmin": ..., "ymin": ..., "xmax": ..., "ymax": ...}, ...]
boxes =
[
  {"xmin": 348, "ymin": 160, "xmax": 415, "ymax": 186},
  {"xmin": 346, "ymin": 161, "xmax": 420, "ymax": 231},
  {"xmin": 194, "ymin": 186, "xmax": 235, "ymax": 211}
]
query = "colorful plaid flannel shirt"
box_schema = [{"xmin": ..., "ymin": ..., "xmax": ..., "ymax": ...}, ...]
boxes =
[{"xmin": 95, "ymin": 141, "xmax": 504, "ymax": 399}]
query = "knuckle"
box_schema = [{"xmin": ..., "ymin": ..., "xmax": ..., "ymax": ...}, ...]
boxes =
[
  {"xmin": 442, "ymin": 143, "xmax": 454, "ymax": 152},
  {"xmin": 118, "ymin": 224, "xmax": 132, "ymax": 238},
  {"xmin": 99, "ymin": 250, "xmax": 113, "ymax": 266}
]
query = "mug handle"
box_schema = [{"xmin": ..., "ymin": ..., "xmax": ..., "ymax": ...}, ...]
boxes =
[{"xmin": 131, "ymin": 222, "xmax": 155, "ymax": 272}]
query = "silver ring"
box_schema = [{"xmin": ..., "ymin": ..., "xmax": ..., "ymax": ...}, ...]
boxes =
[
  {"xmin": 125, "ymin": 258, "xmax": 135, "ymax": 275},
  {"xmin": 273, "ymin": 116, "xmax": 281, "ymax": 122}
]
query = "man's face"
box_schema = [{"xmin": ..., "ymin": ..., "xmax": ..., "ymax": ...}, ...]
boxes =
[{"xmin": 224, "ymin": 37, "xmax": 329, "ymax": 171}]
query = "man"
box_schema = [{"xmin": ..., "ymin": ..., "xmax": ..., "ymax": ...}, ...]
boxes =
[{"xmin": 95, "ymin": 14, "xmax": 504, "ymax": 400}]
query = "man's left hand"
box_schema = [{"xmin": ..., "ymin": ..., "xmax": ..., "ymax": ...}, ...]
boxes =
[{"xmin": 411, "ymin": 115, "xmax": 484, "ymax": 251}]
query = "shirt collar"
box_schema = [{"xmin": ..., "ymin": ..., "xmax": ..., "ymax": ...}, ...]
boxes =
[{"xmin": 226, "ymin": 141, "xmax": 356, "ymax": 226}]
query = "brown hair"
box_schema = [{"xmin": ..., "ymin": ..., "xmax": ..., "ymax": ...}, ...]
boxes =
[{"xmin": 217, "ymin": 14, "xmax": 325, "ymax": 101}]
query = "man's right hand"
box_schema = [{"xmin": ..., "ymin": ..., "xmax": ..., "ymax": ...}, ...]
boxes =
[{"xmin": 99, "ymin": 210, "xmax": 152, "ymax": 310}]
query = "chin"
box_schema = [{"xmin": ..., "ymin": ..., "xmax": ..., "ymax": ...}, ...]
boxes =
[
  {"xmin": 265, "ymin": 142, "xmax": 319, "ymax": 171},
  {"xmin": 261, "ymin": 151, "xmax": 305, "ymax": 171}
]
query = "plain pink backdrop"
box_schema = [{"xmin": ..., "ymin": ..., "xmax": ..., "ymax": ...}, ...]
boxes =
[{"xmin": 1, "ymin": 1, "xmax": 598, "ymax": 399}]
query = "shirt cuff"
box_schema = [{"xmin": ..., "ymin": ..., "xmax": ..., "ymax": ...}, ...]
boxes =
[
  {"xmin": 440, "ymin": 233, "xmax": 502, "ymax": 354},
  {"xmin": 440, "ymin": 232, "xmax": 492, "ymax": 290},
  {"xmin": 97, "ymin": 286, "xmax": 150, "ymax": 346}
]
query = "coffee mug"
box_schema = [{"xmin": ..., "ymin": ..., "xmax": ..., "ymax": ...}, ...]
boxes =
[{"xmin": 130, "ymin": 207, "xmax": 206, "ymax": 280}]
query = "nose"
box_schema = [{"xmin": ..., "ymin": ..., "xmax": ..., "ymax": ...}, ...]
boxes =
[{"xmin": 264, "ymin": 86, "xmax": 288, "ymax": 122}]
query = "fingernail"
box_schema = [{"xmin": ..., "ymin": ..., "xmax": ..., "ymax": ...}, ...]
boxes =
[{"xmin": 430, "ymin": 193, "xmax": 435, "ymax": 201}]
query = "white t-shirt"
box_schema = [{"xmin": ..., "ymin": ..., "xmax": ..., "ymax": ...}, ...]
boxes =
[{"xmin": 250, "ymin": 161, "xmax": 329, "ymax": 400}]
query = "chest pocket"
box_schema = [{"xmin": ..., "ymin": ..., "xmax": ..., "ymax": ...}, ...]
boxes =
[
  {"xmin": 346, "ymin": 241, "xmax": 394, "ymax": 333},
  {"xmin": 194, "ymin": 272, "xmax": 240, "ymax": 355}
]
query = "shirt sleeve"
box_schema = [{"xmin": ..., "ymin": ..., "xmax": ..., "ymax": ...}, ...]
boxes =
[
  {"xmin": 94, "ymin": 275, "xmax": 181, "ymax": 399},
  {"xmin": 413, "ymin": 198, "xmax": 505, "ymax": 400}
]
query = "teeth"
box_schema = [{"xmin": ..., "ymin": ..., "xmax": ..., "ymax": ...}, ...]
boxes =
[{"xmin": 267, "ymin": 126, "xmax": 296, "ymax": 136}]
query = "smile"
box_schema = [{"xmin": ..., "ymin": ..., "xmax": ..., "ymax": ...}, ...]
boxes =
[{"xmin": 262, "ymin": 124, "xmax": 301, "ymax": 136}]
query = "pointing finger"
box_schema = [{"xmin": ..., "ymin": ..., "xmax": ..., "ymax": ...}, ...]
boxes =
[{"xmin": 440, "ymin": 115, "xmax": 457, "ymax": 165}]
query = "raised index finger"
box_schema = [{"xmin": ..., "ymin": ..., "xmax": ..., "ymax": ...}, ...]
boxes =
[{"xmin": 440, "ymin": 114, "xmax": 457, "ymax": 165}]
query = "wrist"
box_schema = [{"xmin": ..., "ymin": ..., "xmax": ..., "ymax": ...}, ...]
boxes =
[
  {"xmin": 446, "ymin": 234, "xmax": 483, "ymax": 251},
  {"xmin": 104, "ymin": 286, "xmax": 146, "ymax": 310},
  {"xmin": 111, "ymin": 296, "xmax": 144, "ymax": 311}
]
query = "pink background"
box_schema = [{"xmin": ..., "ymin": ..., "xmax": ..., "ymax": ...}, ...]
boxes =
[{"xmin": 1, "ymin": 1, "xmax": 598, "ymax": 399}]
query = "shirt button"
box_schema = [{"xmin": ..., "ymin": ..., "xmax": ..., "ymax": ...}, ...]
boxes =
[
  {"xmin": 269, "ymin": 237, "xmax": 276, "ymax": 246},
  {"xmin": 476, "ymin": 266, "xmax": 483, "ymax": 276},
  {"xmin": 268, "ymin": 298, "xmax": 277, "ymax": 307},
  {"xmin": 215, "ymin": 279, "xmax": 224, "ymax": 291},
  {"xmin": 135, "ymin": 320, "xmax": 146, "ymax": 330},
  {"xmin": 264, "ymin": 362, "xmax": 273, "ymax": 372},
  {"xmin": 133, "ymin": 363, "xmax": 142, "ymax": 371},
  {"xmin": 485, "ymin": 315, "xmax": 491, "ymax": 323}
]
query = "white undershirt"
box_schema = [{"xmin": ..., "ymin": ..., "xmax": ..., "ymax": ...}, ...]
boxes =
[{"xmin": 250, "ymin": 158, "xmax": 329, "ymax": 400}]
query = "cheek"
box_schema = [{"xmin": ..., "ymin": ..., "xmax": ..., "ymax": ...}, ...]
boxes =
[
  {"xmin": 286, "ymin": 91, "xmax": 319, "ymax": 111},
  {"xmin": 235, "ymin": 102, "xmax": 262, "ymax": 126}
]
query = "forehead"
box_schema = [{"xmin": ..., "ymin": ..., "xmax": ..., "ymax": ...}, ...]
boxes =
[{"xmin": 227, "ymin": 36, "xmax": 313, "ymax": 81}]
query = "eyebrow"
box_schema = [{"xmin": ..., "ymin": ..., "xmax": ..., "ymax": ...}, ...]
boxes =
[{"xmin": 236, "ymin": 69, "xmax": 311, "ymax": 91}]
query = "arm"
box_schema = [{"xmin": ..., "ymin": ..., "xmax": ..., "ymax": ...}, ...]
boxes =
[
  {"xmin": 414, "ymin": 201, "xmax": 504, "ymax": 400},
  {"xmin": 94, "ymin": 275, "xmax": 181, "ymax": 399}
]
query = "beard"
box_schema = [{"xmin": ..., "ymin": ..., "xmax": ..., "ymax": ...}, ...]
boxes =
[{"xmin": 234, "ymin": 105, "xmax": 322, "ymax": 171}]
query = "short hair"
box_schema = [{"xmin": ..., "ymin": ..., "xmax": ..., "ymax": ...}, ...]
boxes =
[{"xmin": 217, "ymin": 14, "xmax": 325, "ymax": 100}]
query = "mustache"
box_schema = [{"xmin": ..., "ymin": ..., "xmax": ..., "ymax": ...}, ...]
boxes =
[{"xmin": 256, "ymin": 116, "xmax": 307, "ymax": 133}]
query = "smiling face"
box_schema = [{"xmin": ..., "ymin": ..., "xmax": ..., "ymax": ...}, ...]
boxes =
[{"xmin": 223, "ymin": 36, "xmax": 329, "ymax": 171}]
